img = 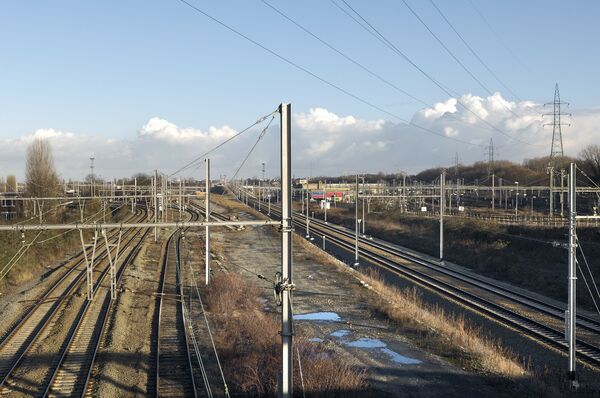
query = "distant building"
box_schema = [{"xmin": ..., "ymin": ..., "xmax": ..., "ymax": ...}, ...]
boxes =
[{"xmin": 0, "ymin": 192, "xmax": 23, "ymax": 220}]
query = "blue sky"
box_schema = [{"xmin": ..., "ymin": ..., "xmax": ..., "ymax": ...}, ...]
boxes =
[{"xmin": 1, "ymin": 1, "xmax": 599, "ymax": 179}]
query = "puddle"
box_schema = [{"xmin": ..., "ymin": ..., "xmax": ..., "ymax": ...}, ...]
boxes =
[
  {"xmin": 331, "ymin": 332, "xmax": 422, "ymax": 366},
  {"xmin": 294, "ymin": 312, "xmax": 341, "ymax": 322},
  {"xmin": 380, "ymin": 348, "xmax": 421, "ymax": 365},
  {"xmin": 309, "ymin": 337, "xmax": 324, "ymax": 343},
  {"xmin": 330, "ymin": 329, "xmax": 350, "ymax": 338},
  {"xmin": 344, "ymin": 338, "xmax": 386, "ymax": 349}
]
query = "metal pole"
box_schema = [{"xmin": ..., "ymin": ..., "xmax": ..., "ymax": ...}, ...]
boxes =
[
  {"xmin": 154, "ymin": 171, "xmax": 158, "ymax": 242},
  {"xmin": 515, "ymin": 182, "xmax": 519, "ymax": 216},
  {"xmin": 305, "ymin": 188, "xmax": 310, "ymax": 238},
  {"xmin": 549, "ymin": 166, "xmax": 554, "ymax": 217},
  {"xmin": 279, "ymin": 103, "xmax": 293, "ymax": 398},
  {"xmin": 440, "ymin": 171, "xmax": 445, "ymax": 263},
  {"xmin": 205, "ymin": 159, "xmax": 211, "ymax": 285},
  {"xmin": 354, "ymin": 174, "xmax": 359, "ymax": 267},
  {"xmin": 179, "ymin": 178, "xmax": 182, "ymax": 219},
  {"xmin": 567, "ymin": 162, "xmax": 577, "ymax": 384},
  {"xmin": 362, "ymin": 197, "xmax": 365, "ymax": 235},
  {"xmin": 561, "ymin": 169, "xmax": 566, "ymax": 218},
  {"xmin": 324, "ymin": 180, "xmax": 327, "ymax": 223},
  {"xmin": 491, "ymin": 174, "xmax": 495, "ymax": 211}
]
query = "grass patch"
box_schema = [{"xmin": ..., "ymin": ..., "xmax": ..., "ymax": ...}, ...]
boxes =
[
  {"xmin": 0, "ymin": 201, "xmax": 130, "ymax": 292},
  {"xmin": 203, "ymin": 271, "xmax": 367, "ymax": 397}
]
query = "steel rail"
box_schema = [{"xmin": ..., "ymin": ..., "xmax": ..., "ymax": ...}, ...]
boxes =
[
  {"xmin": 241, "ymin": 193, "xmax": 600, "ymax": 367},
  {"xmin": 0, "ymin": 208, "xmax": 149, "ymax": 392},
  {"xmin": 42, "ymin": 216, "xmax": 149, "ymax": 397}
]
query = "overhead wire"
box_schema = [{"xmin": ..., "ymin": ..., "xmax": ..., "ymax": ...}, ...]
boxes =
[
  {"xmin": 577, "ymin": 238, "xmax": 600, "ymax": 313},
  {"xmin": 429, "ymin": 0, "xmax": 522, "ymax": 103},
  {"xmin": 174, "ymin": 0, "xmax": 485, "ymax": 148},
  {"xmin": 334, "ymin": 0, "xmax": 542, "ymax": 148},
  {"xmin": 168, "ymin": 109, "xmax": 278, "ymax": 178},
  {"xmin": 188, "ymin": 261, "xmax": 230, "ymax": 397},
  {"xmin": 401, "ymin": 0, "xmax": 524, "ymax": 121},
  {"xmin": 229, "ymin": 115, "xmax": 276, "ymax": 182},
  {"xmin": 467, "ymin": 0, "xmax": 533, "ymax": 76}
]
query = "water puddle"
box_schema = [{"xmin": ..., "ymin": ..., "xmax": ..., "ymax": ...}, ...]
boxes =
[
  {"xmin": 294, "ymin": 311, "xmax": 341, "ymax": 322},
  {"xmin": 330, "ymin": 332, "xmax": 421, "ymax": 366},
  {"xmin": 380, "ymin": 348, "xmax": 422, "ymax": 365},
  {"xmin": 309, "ymin": 337, "xmax": 324, "ymax": 343},
  {"xmin": 330, "ymin": 329, "xmax": 350, "ymax": 338},
  {"xmin": 344, "ymin": 337, "xmax": 386, "ymax": 349}
]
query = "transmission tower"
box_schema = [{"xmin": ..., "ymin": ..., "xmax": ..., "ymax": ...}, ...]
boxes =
[{"xmin": 543, "ymin": 83, "xmax": 570, "ymax": 159}]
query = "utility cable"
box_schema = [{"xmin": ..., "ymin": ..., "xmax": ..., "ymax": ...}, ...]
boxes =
[
  {"xmin": 429, "ymin": 0, "xmax": 522, "ymax": 103},
  {"xmin": 189, "ymin": 262, "xmax": 230, "ymax": 398},
  {"xmin": 174, "ymin": 0, "xmax": 484, "ymax": 148},
  {"xmin": 401, "ymin": 0, "xmax": 523, "ymax": 120},
  {"xmin": 577, "ymin": 238, "xmax": 600, "ymax": 308},
  {"xmin": 576, "ymin": 259, "xmax": 600, "ymax": 318},
  {"xmin": 467, "ymin": 0, "xmax": 533, "ymax": 76},
  {"xmin": 168, "ymin": 109, "xmax": 278, "ymax": 178},
  {"xmin": 229, "ymin": 115, "xmax": 275, "ymax": 182},
  {"xmin": 0, "ymin": 230, "xmax": 43, "ymax": 283},
  {"xmin": 177, "ymin": 240, "xmax": 214, "ymax": 398},
  {"xmin": 334, "ymin": 0, "xmax": 541, "ymax": 148}
]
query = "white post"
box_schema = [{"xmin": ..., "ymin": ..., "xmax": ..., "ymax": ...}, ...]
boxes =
[
  {"xmin": 324, "ymin": 180, "xmax": 327, "ymax": 223},
  {"xmin": 205, "ymin": 159, "xmax": 211, "ymax": 285},
  {"xmin": 440, "ymin": 170, "xmax": 445, "ymax": 263},
  {"xmin": 567, "ymin": 162, "xmax": 577, "ymax": 384},
  {"xmin": 154, "ymin": 172, "xmax": 158, "ymax": 242},
  {"xmin": 354, "ymin": 174, "xmax": 360, "ymax": 266},
  {"xmin": 279, "ymin": 103, "xmax": 293, "ymax": 398},
  {"xmin": 305, "ymin": 188, "xmax": 310, "ymax": 238}
]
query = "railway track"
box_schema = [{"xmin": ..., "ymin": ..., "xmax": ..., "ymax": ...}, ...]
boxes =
[
  {"xmin": 155, "ymin": 216, "xmax": 199, "ymax": 397},
  {"xmin": 240, "ymin": 191, "xmax": 600, "ymax": 368},
  {"xmin": 0, "ymin": 207, "xmax": 150, "ymax": 396},
  {"xmin": 0, "ymin": 208, "xmax": 144, "ymax": 348}
]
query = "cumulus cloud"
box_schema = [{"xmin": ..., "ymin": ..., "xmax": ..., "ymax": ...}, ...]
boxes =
[
  {"xmin": 1, "ymin": 95, "xmax": 599, "ymax": 180},
  {"xmin": 139, "ymin": 117, "xmax": 237, "ymax": 145},
  {"xmin": 295, "ymin": 107, "xmax": 385, "ymax": 133}
]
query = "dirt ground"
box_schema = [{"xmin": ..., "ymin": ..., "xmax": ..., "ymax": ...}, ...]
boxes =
[{"xmin": 208, "ymin": 198, "xmax": 509, "ymax": 397}]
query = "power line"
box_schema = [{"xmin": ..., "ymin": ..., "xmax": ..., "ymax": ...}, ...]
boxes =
[
  {"xmin": 401, "ymin": 0, "xmax": 525, "ymax": 121},
  {"xmin": 261, "ymin": 0, "xmax": 430, "ymax": 108},
  {"xmin": 173, "ymin": 0, "xmax": 484, "ymax": 148},
  {"xmin": 467, "ymin": 0, "xmax": 533, "ymax": 76},
  {"xmin": 230, "ymin": 115, "xmax": 275, "ymax": 181},
  {"xmin": 334, "ymin": 0, "xmax": 541, "ymax": 148},
  {"xmin": 428, "ymin": 0, "xmax": 522, "ymax": 103},
  {"xmin": 168, "ymin": 109, "xmax": 277, "ymax": 178}
]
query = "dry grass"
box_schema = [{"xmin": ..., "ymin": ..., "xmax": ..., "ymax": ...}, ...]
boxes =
[
  {"xmin": 0, "ymin": 201, "xmax": 128, "ymax": 291},
  {"xmin": 203, "ymin": 271, "xmax": 367, "ymax": 397},
  {"xmin": 363, "ymin": 271, "xmax": 525, "ymax": 377},
  {"xmin": 293, "ymin": 234, "xmax": 524, "ymax": 377}
]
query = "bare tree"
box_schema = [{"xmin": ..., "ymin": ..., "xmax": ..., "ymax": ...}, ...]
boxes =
[
  {"xmin": 6, "ymin": 175, "xmax": 17, "ymax": 192},
  {"xmin": 579, "ymin": 144, "xmax": 600, "ymax": 183},
  {"xmin": 26, "ymin": 138, "xmax": 60, "ymax": 198}
]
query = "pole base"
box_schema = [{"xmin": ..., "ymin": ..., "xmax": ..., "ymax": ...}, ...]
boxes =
[
  {"xmin": 352, "ymin": 262, "xmax": 360, "ymax": 267},
  {"xmin": 568, "ymin": 371, "xmax": 579, "ymax": 389}
]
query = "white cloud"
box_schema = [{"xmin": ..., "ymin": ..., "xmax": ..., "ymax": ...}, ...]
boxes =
[
  {"xmin": 295, "ymin": 107, "xmax": 384, "ymax": 133},
  {"xmin": 1, "ymin": 96, "xmax": 599, "ymax": 180},
  {"xmin": 139, "ymin": 117, "xmax": 237, "ymax": 145}
]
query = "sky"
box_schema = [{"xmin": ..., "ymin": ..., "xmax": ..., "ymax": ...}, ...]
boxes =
[{"xmin": 1, "ymin": 0, "xmax": 599, "ymax": 181}]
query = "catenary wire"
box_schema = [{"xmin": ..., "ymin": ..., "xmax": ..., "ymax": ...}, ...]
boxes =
[
  {"xmin": 168, "ymin": 109, "xmax": 278, "ymax": 178},
  {"xmin": 174, "ymin": 0, "xmax": 485, "ymax": 148},
  {"xmin": 429, "ymin": 0, "xmax": 522, "ymax": 102},
  {"xmin": 334, "ymin": 0, "xmax": 541, "ymax": 148}
]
